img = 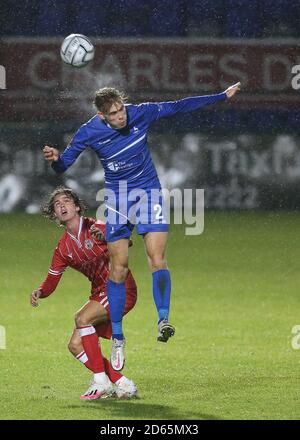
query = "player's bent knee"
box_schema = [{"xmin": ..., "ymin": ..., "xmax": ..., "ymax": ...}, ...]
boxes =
[
  {"xmin": 110, "ymin": 265, "xmax": 129, "ymax": 283},
  {"xmin": 150, "ymin": 258, "xmax": 167, "ymax": 272},
  {"xmin": 68, "ymin": 340, "xmax": 80, "ymax": 355},
  {"xmin": 75, "ymin": 312, "xmax": 90, "ymax": 328}
]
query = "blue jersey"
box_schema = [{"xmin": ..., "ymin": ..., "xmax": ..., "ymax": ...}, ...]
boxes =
[{"xmin": 52, "ymin": 92, "xmax": 227, "ymax": 190}]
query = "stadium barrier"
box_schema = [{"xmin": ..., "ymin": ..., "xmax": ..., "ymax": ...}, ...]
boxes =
[{"xmin": 1, "ymin": 125, "xmax": 300, "ymax": 212}]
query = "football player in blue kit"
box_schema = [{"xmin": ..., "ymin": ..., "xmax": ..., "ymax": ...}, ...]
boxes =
[{"xmin": 43, "ymin": 82, "xmax": 241, "ymax": 370}]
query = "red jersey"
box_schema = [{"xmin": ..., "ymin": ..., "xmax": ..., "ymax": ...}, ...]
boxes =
[{"xmin": 40, "ymin": 217, "xmax": 112, "ymax": 298}]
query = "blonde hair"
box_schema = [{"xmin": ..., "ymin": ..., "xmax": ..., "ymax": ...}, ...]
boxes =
[{"xmin": 94, "ymin": 87, "xmax": 127, "ymax": 113}]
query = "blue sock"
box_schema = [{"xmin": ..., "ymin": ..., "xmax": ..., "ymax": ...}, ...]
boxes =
[
  {"xmin": 107, "ymin": 279, "xmax": 126, "ymax": 340},
  {"xmin": 152, "ymin": 269, "xmax": 171, "ymax": 323}
]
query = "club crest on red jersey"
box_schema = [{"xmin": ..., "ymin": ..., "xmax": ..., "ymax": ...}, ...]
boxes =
[{"xmin": 84, "ymin": 239, "xmax": 93, "ymax": 250}]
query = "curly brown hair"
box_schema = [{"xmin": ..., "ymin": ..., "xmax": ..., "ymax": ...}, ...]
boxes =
[
  {"xmin": 94, "ymin": 87, "xmax": 128, "ymax": 113},
  {"xmin": 41, "ymin": 186, "xmax": 87, "ymax": 221}
]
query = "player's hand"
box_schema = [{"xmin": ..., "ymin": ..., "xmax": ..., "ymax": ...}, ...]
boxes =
[
  {"xmin": 30, "ymin": 289, "xmax": 42, "ymax": 307},
  {"xmin": 43, "ymin": 145, "xmax": 60, "ymax": 162},
  {"xmin": 90, "ymin": 224, "xmax": 105, "ymax": 241},
  {"xmin": 225, "ymin": 82, "xmax": 241, "ymax": 98}
]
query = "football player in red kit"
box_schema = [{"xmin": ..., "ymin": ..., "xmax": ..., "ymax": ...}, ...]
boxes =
[{"xmin": 30, "ymin": 186, "xmax": 137, "ymax": 400}]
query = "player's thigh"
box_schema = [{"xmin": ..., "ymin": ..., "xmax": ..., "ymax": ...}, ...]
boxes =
[{"xmin": 75, "ymin": 299, "xmax": 108, "ymax": 327}]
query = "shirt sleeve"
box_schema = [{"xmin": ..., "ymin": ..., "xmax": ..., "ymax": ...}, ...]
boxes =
[
  {"xmin": 39, "ymin": 246, "xmax": 68, "ymax": 298},
  {"xmin": 51, "ymin": 125, "xmax": 89, "ymax": 174},
  {"xmin": 93, "ymin": 219, "xmax": 106, "ymax": 242},
  {"xmin": 139, "ymin": 92, "xmax": 227, "ymax": 124},
  {"xmin": 94, "ymin": 220, "xmax": 106, "ymax": 234}
]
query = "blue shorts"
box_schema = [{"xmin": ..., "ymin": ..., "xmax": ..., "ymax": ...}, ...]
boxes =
[{"xmin": 104, "ymin": 186, "xmax": 169, "ymax": 242}]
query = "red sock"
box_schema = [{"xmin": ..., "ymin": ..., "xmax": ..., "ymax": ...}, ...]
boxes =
[
  {"xmin": 103, "ymin": 356, "xmax": 123, "ymax": 383},
  {"xmin": 75, "ymin": 352, "xmax": 123, "ymax": 383},
  {"xmin": 78, "ymin": 326, "xmax": 104, "ymax": 373},
  {"xmin": 76, "ymin": 351, "xmax": 93, "ymax": 371}
]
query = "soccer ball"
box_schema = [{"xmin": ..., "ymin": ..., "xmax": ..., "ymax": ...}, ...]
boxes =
[{"xmin": 60, "ymin": 34, "xmax": 95, "ymax": 68}]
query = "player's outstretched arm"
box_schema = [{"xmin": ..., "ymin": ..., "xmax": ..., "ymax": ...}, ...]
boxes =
[
  {"xmin": 147, "ymin": 82, "xmax": 241, "ymax": 122},
  {"xmin": 30, "ymin": 289, "xmax": 42, "ymax": 307},
  {"xmin": 224, "ymin": 82, "xmax": 241, "ymax": 99},
  {"xmin": 43, "ymin": 145, "xmax": 60, "ymax": 162}
]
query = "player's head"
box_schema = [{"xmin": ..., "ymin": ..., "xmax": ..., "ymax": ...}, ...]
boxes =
[
  {"xmin": 42, "ymin": 187, "xmax": 87, "ymax": 224},
  {"xmin": 94, "ymin": 87, "xmax": 128, "ymax": 129}
]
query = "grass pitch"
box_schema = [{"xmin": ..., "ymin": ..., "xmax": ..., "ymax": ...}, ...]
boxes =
[{"xmin": 0, "ymin": 211, "xmax": 300, "ymax": 420}]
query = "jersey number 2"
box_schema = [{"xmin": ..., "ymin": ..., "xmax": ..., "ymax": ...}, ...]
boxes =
[{"xmin": 154, "ymin": 204, "xmax": 164, "ymax": 220}]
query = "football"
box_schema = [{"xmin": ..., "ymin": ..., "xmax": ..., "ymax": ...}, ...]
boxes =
[{"xmin": 60, "ymin": 34, "xmax": 94, "ymax": 68}]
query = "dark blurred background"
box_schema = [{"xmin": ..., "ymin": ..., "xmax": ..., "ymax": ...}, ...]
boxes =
[
  {"xmin": 2, "ymin": 0, "xmax": 300, "ymax": 38},
  {"xmin": 1, "ymin": 0, "xmax": 300, "ymax": 212}
]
